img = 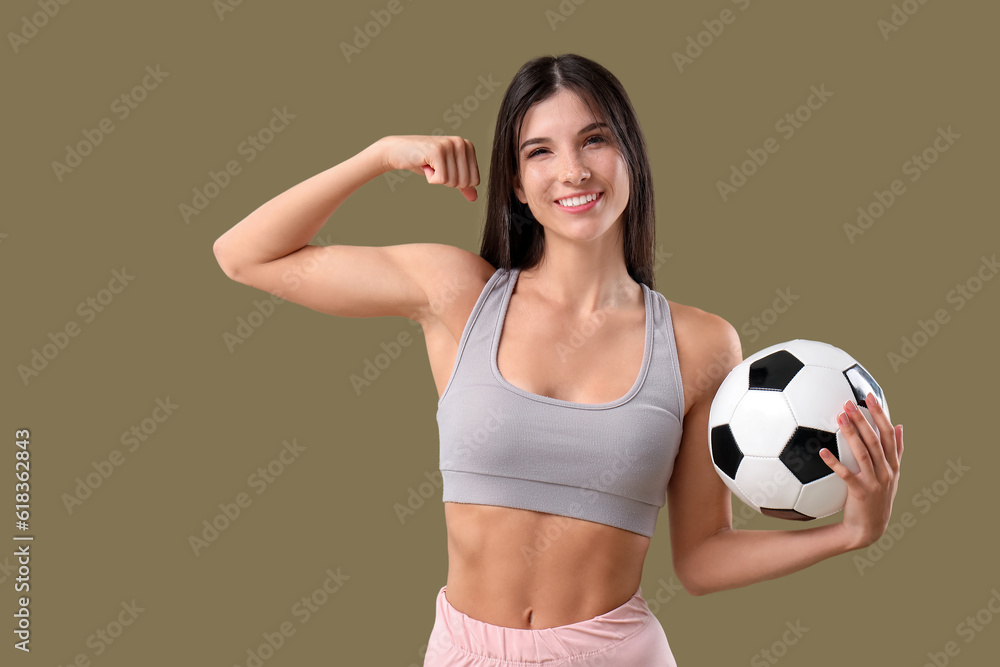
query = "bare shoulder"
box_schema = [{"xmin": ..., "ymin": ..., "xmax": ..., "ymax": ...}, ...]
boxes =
[
  {"xmin": 664, "ymin": 300, "xmax": 743, "ymax": 415},
  {"xmin": 411, "ymin": 244, "xmax": 497, "ymax": 338},
  {"xmin": 417, "ymin": 243, "xmax": 496, "ymax": 301}
]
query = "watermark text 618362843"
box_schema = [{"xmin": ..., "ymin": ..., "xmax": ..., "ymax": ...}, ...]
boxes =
[{"xmin": 14, "ymin": 428, "xmax": 34, "ymax": 653}]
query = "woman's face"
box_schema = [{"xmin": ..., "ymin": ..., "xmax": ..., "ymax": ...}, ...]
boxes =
[{"xmin": 514, "ymin": 88, "xmax": 629, "ymax": 242}]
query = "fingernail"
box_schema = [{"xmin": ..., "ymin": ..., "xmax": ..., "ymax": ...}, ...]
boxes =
[
  {"xmin": 844, "ymin": 400, "xmax": 857, "ymax": 413},
  {"xmin": 837, "ymin": 412, "xmax": 848, "ymax": 424}
]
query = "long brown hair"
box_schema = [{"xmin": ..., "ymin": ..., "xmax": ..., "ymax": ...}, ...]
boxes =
[{"xmin": 479, "ymin": 53, "xmax": 658, "ymax": 290}]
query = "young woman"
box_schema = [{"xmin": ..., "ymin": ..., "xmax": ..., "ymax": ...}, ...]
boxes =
[{"xmin": 213, "ymin": 53, "xmax": 904, "ymax": 666}]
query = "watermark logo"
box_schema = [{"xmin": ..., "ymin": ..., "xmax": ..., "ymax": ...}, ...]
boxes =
[
  {"xmin": 51, "ymin": 66, "xmax": 170, "ymax": 182},
  {"xmin": 716, "ymin": 85, "xmax": 833, "ymax": 202}
]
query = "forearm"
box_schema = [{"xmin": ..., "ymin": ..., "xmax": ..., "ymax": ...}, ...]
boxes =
[
  {"xmin": 682, "ymin": 523, "xmax": 855, "ymax": 596},
  {"xmin": 213, "ymin": 137, "xmax": 388, "ymax": 272}
]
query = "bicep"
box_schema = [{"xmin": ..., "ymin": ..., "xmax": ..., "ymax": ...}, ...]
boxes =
[{"xmin": 666, "ymin": 313, "xmax": 743, "ymax": 585}]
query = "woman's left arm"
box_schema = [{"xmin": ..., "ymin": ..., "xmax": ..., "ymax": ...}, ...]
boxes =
[{"xmin": 666, "ymin": 314, "xmax": 904, "ymax": 597}]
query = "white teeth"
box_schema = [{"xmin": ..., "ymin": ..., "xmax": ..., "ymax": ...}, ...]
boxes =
[{"xmin": 557, "ymin": 192, "xmax": 599, "ymax": 207}]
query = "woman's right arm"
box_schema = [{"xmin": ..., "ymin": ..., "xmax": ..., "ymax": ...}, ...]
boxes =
[{"xmin": 212, "ymin": 135, "xmax": 484, "ymax": 320}]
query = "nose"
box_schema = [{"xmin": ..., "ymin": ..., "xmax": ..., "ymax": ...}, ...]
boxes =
[{"xmin": 559, "ymin": 150, "xmax": 590, "ymax": 184}]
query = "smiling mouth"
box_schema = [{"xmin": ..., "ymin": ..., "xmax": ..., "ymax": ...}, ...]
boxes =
[{"xmin": 555, "ymin": 192, "xmax": 602, "ymax": 207}]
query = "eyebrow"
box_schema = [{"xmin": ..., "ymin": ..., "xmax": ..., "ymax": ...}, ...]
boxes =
[{"xmin": 519, "ymin": 122, "xmax": 609, "ymax": 153}]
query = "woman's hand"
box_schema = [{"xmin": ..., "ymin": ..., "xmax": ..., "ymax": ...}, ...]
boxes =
[
  {"xmin": 819, "ymin": 392, "xmax": 904, "ymax": 552},
  {"xmin": 377, "ymin": 135, "xmax": 480, "ymax": 201}
]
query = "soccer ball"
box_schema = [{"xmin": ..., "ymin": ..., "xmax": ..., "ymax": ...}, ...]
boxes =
[{"xmin": 708, "ymin": 339, "xmax": 888, "ymax": 521}]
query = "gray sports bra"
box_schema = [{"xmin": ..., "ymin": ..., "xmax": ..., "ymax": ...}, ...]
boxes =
[{"xmin": 436, "ymin": 266, "xmax": 685, "ymax": 538}]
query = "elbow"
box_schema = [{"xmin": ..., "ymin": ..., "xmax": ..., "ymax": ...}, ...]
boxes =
[
  {"xmin": 674, "ymin": 541, "xmax": 728, "ymax": 597},
  {"xmin": 679, "ymin": 575, "xmax": 710, "ymax": 597},
  {"xmin": 213, "ymin": 239, "xmax": 244, "ymax": 282},
  {"xmin": 684, "ymin": 583, "xmax": 707, "ymax": 597},
  {"xmin": 675, "ymin": 561, "xmax": 710, "ymax": 597},
  {"xmin": 688, "ymin": 584, "xmax": 717, "ymax": 597},
  {"xmin": 680, "ymin": 573, "xmax": 722, "ymax": 597},
  {"xmin": 675, "ymin": 526, "xmax": 734, "ymax": 597}
]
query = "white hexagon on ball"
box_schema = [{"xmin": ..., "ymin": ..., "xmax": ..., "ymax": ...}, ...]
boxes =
[{"xmin": 728, "ymin": 390, "xmax": 797, "ymax": 457}]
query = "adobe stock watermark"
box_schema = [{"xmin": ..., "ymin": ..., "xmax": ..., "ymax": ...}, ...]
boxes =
[
  {"xmin": 222, "ymin": 294, "xmax": 287, "ymax": 353},
  {"xmin": 689, "ymin": 347, "xmax": 742, "ymax": 408},
  {"xmin": 554, "ymin": 306, "xmax": 608, "ymax": 363},
  {"xmin": 398, "ymin": 404, "xmax": 511, "ymax": 524},
  {"xmin": 553, "ymin": 245, "xmax": 674, "ymax": 364},
  {"xmin": 51, "ymin": 65, "xmax": 170, "ymax": 183},
  {"xmin": 716, "ymin": 84, "xmax": 833, "ymax": 202},
  {"xmin": 213, "ymin": 0, "xmax": 248, "ymax": 21},
  {"xmin": 551, "ymin": 272, "xmax": 639, "ymax": 365},
  {"xmin": 671, "ymin": 0, "xmax": 756, "ymax": 73},
  {"xmin": 725, "ymin": 457, "xmax": 816, "ymax": 530},
  {"xmin": 270, "ymin": 233, "xmax": 335, "ymax": 293},
  {"xmin": 919, "ymin": 586, "xmax": 1000, "ymax": 667},
  {"xmin": 740, "ymin": 287, "xmax": 799, "ymax": 344},
  {"xmin": 350, "ymin": 274, "xmax": 463, "ymax": 396},
  {"xmin": 8, "ymin": 0, "xmax": 74, "ymax": 55},
  {"xmin": 348, "ymin": 329, "xmax": 418, "ymax": 395},
  {"xmin": 383, "ymin": 73, "xmax": 504, "ymax": 193},
  {"xmin": 394, "ymin": 469, "xmax": 444, "ymax": 525},
  {"xmin": 725, "ymin": 448, "xmax": 846, "ymax": 529},
  {"xmin": 188, "ymin": 438, "xmax": 306, "ymax": 556},
  {"xmin": 644, "ymin": 575, "xmax": 685, "ymax": 615},
  {"xmin": 886, "ymin": 253, "xmax": 996, "ymax": 372},
  {"xmin": 750, "ymin": 619, "xmax": 809, "ymax": 666},
  {"xmin": 0, "ymin": 555, "xmax": 22, "ymax": 586},
  {"xmin": 340, "ymin": 0, "xmax": 417, "ymax": 63},
  {"xmin": 730, "ymin": 496, "xmax": 769, "ymax": 529},
  {"xmin": 852, "ymin": 458, "xmax": 969, "ymax": 576},
  {"xmin": 53, "ymin": 600, "xmax": 145, "ymax": 664},
  {"xmin": 61, "ymin": 396, "xmax": 180, "ymax": 515},
  {"xmin": 545, "ymin": 0, "xmax": 590, "ymax": 31},
  {"xmin": 877, "ymin": 0, "xmax": 934, "ymax": 41},
  {"xmin": 520, "ymin": 447, "xmax": 642, "ymax": 566},
  {"xmin": 404, "ymin": 640, "xmax": 434, "ymax": 667},
  {"xmin": 16, "ymin": 267, "xmax": 135, "ymax": 387},
  {"xmin": 843, "ymin": 125, "xmax": 960, "ymax": 244},
  {"xmin": 221, "ymin": 233, "xmax": 334, "ymax": 353},
  {"xmin": 438, "ymin": 407, "xmax": 511, "ymax": 468},
  {"xmin": 231, "ymin": 566, "xmax": 349, "ymax": 667},
  {"xmin": 180, "ymin": 106, "xmax": 296, "ymax": 224}
]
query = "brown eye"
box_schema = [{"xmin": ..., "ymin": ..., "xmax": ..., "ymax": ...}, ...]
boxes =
[{"xmin": 526, "ymin": 135, "xmax": 606, "ymax": 159}]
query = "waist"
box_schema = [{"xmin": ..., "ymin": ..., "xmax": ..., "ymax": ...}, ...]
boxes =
[{"xmin": 443, "ymin": 502, "xmax": 649, "ymax": 629}]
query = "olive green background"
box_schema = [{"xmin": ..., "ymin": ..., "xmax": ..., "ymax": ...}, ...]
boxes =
[{"xmin": 4, "ymin": 0, "xmax": 998, "ymax": 664}]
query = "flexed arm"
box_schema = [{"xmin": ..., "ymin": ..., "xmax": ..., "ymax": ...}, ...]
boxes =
[{"xmin": 211, "ymin": 135, "xmax": 483, "ymax": 320}]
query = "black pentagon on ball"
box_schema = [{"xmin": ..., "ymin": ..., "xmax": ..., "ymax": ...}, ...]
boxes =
[
  {"xmin": 778, "ymin": 427, "xmax": 838, "ymax": 484},
  {"xmin": 710, "ymin": 424, "xmax": 743, "ymax": 480},
  {"xmin": 760, "ymin": 507, "xmax": 815, "ymax": 521},
  {"xmin": 843, "ymin": 363, "xmax": 884, "ymax": 408},
  {"xmin": 748, "ymin": 350, "xmax": 805, "ymax": 391}
]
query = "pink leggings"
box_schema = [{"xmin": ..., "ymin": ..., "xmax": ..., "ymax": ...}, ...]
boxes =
[{"xmin": 423, "ymin": 585, "xmax": 678, "ymax": 666}]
